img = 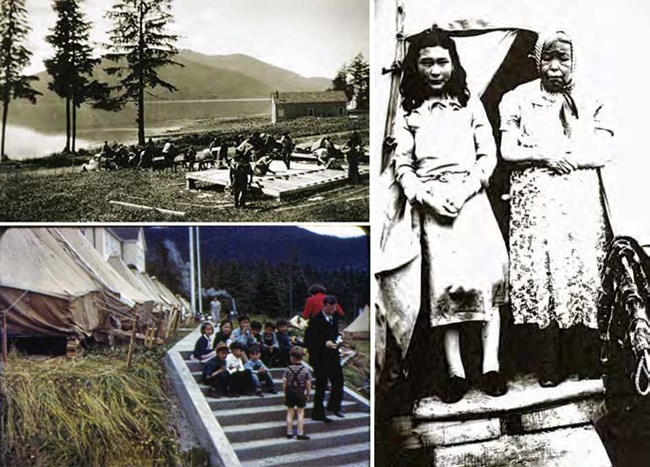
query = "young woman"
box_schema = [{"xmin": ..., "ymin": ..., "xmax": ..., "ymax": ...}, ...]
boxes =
[
  {"xmin": 385, "ymin": 28, "xmax": 509, "ymax": 403},
  {"xmin": 500, "ymin": 30, "xmax": 614, "ymax": 386},
  {"xmin": 213, "ymin": 319, "xmax": 234, "ymax": 347}
]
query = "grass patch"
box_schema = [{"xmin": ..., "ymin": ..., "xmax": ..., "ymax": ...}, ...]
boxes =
[
  {"xmin": 0, "ymin": 348, "xmax": 183, "ymax": 467},
  {"xmin": 0, "ymin": 170, "xmax": 368, "ymax": 222}
]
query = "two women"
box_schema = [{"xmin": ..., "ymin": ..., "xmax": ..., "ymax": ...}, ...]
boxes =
[{"xmin": 380, "ymin": 27, "xmax": 613, "ymax": 403}]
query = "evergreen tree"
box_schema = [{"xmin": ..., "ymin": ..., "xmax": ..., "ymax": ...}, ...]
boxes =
[
  {"xmin": 45, "ymin": 0, "xmax": 112, "ymax": 153},
  {"xmin": 348, "ymin": 53, "xmax": 369, "ymax": 110},
  {"xmin": 0, "ymin": 0, "xmax": 40, "ymax": 161},
  {"xmin": 105, "ymin": 0, "xmax": 181, "ymax": 145},
  {"xmin": 330, "ymin": 64, "xmax": 353, "ymax": 101}
]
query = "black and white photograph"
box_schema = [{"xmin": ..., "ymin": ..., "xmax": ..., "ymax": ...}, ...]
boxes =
[
  {"xmin": 0, "ymin": 225, "xmax": 370, "ymax": 465},
  {"xmin": 374, "ymin": 0, "xmax": 650, "ymax": 465},
  {"xmin": 0, "ymin": 0, "xmax": 369, "ymax": 222}
]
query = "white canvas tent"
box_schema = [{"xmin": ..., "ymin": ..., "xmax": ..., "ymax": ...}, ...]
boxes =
[
  {"xmin": 343, "ymin": 305, "xmax": 370, "ymax": 340},
  {"xmin": 0, "ymin": 228, "xmax": 132, "ymax": 339}
]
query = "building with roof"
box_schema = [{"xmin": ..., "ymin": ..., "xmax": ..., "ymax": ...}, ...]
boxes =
[
  {"xmin": 271, "ymin": 90, "xmax": 348, "ymax": 124},
  {"xmin": 80, "ymin": 227, "xmax": 147, "ymax": 273}
]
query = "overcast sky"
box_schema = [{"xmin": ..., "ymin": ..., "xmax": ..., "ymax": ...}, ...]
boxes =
[{"xmin": 23, "ymin": 0, "xmax": 369, "ymax": 78}]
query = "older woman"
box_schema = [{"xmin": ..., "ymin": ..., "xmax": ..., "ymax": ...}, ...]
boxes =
[{"xmin": 500, "ymin": 30, "xmax": 615, "ymax": 386}]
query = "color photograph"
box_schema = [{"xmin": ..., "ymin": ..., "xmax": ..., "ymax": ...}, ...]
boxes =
[{"xmin": 0, "ymin": 225, "xmax": 370, "ymax": 465}]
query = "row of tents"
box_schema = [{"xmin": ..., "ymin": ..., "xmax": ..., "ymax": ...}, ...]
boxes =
[{"xmin": 0, "ymin": 228, "xmax": 190, "ymax": 344}]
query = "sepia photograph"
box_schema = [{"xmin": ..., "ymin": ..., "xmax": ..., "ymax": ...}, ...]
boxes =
[
  {"xmin": 374, "ymin": 0, "xmax": 650, "ymax": 465},
  {"xmin": 0, "ymin": 225, "xmax": 370, "ymax": 465},
  {"xmin": 0, "ymin": 0, "xmax": 369, "ymax": 222}
]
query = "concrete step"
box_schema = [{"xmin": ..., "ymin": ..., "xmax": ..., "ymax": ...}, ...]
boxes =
[
  {"xmin": 243, "ymin": 442, "xmax": 370, "ymax": 467},
  {"xmin": 213, "ymin": 400, "xmax": 358, "ymax": 426},
  {"xmin": 414, "ymin": 374, "xmax": 604, "ymax": 422},
  {"xmin": 205, "ymin": 390, "xmax": 315, "ymax": 410},
  {"xmin": 223, "ymin": 411, "xmax": 370, "ymax": 443},
  {"xmin": 233, "ymin": 426, "xmax": 370, "ymax": 461},
  {"xmin": 191, "ymin": 370, "xmax": 287, "ymax": 384},
  {"xmin": 185, "ymin": 359, "xmax": 286, "ymax": 378}
]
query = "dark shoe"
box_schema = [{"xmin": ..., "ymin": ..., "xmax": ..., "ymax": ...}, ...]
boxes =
[
  {"xmin": 312, "ymin": 415, "xmax": 333, "ymax": 423},
  {"xmin": 286, "ymin": 434, "xmax": 293, "ymax": 439},
  {"xmin": 327, "ymin": 409, "xmax": 345, "ymax": 418},
  {"xmin": 441, "ymin": 376, "xmax": 469, "ymax": 404},
  {"xmin": 255, "ymin": 389, "xmax": 264, "ymax": 397},
  {"xmin": 268, "ymin": 388, "xmax": 278, "ymax": 394},
  {"xmin": 296, "ymin": 434, "xmax": 310, "ymax": 440},
  {"xmin": 481, "ymin": 371, "xmax": 508, "ymax": 397},
  {"xmin": 538, "ymin": 359, "xmax": 563, "ymax": 387}
]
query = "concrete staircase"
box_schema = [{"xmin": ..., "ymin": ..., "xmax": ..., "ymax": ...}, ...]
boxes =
[{"xmin": 167, "ymin": 326, "xmax": 370, "ymax": 467}]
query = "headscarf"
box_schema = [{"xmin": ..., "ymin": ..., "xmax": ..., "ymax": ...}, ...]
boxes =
[{"xmin": 533, "ymin": 30, "xmax": 579, "ymax": 136}]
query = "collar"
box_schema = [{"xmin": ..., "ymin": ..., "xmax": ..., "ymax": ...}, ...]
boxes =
[{"xmin": 413, "ymin": 95, "xmax": 462, "ymax": 114}]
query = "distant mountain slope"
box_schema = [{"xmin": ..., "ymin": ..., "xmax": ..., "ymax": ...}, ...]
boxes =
[
  {"xmin": 31, "ymin": 50, "xmax": 331, "ymax": 103},
  {"xmin": 145, "ymin": 226, "xmax": 369, "ymax": 271}
]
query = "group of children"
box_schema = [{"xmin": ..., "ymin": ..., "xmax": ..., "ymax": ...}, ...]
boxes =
[{"xmin": 193, "ymin": 315, "xmax": 313, "ymax": 440}]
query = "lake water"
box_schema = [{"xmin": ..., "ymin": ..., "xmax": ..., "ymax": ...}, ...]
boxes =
[{"xmin": 5, "ymin": 98, "xmax": 270, "ymax": 160}]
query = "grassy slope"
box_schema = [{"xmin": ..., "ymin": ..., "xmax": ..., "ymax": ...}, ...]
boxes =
[{"xmin": 0, "ymin": 170, "xmax": 368, "ymax": 222}]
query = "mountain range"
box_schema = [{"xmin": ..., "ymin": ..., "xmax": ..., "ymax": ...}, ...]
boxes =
[
  {"xmin": 145, "ymin": 226, "xmax": 369, "ymax": 271},
  {"xmin": 31, "ymin": 50, "xmax": 332, "ymax": 103}
]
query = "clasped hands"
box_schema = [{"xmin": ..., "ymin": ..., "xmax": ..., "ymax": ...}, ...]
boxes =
[{"xmin": 411, "ymin": 177, "xmax": 480, "ymax": 218}]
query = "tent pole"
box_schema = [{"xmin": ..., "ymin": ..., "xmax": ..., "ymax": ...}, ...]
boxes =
[
  {"xmin": 189, "ymin": 227, "xmax": 196, "ymax": 319},
  {"xmin": 127, "ymin": 315, "xmax": 139, "ymax": 367},
  {"xmin": 196, "ymin": 227, "xmax": 203, "ymax": 319},
  {"xmin": 1, "ymin": 310, "xmax": 7, "ymax": 364}
]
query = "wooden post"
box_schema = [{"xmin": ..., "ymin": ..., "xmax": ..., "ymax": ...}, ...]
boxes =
[
  {"xmin": 126, "ymin": 315, "xmax": 139, "ymax": 368},
  {"xmin": 1, "ymin": 310, "xmax": 7, "ymax": 364}
]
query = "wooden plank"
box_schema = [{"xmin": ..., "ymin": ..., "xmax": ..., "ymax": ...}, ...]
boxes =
[
  {"xmin": 414, "ymin": 374, "xmax": 605, "ymax": 422},
  {"xmin": 520, "ymin": 399, "xmax": 603, "ymax": 432},
  {"xmin": 434, "ymin": 426, "xmax": 611, "ymax": 467},
  {"xmin": 109, "ymin": 200, "xmax": 185, "ymax": 217}
]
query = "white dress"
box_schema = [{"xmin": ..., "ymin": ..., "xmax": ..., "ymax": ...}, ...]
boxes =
[{"xmin": 392, "ymin": 96, "xmax": 509, "ymax": 328}]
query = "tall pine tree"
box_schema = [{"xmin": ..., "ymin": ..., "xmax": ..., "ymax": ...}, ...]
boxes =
[
  {"xmin": 105, "ymin": 0, "xmax": 181, "ymax": 145},
  {"xmin": 0, "ymin": 0, "xmax": 40, "ymax": 161},
  {"xmin": 348, "ymin": 53, "xmax": 369, "ymax": 110},
  {"xmin": 45, "ymin": 0, "xmax": 111, "ymax": 153}
]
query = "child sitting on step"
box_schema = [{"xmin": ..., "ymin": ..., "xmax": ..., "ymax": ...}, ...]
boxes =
[
  {"xmin": 226, "ymin": 341, "xmax": 259, "ymax": 396},
  {"xmin": 205, "ymin": 342, "xmax": 232, "ymax": 398},
  {"xmin": 276, "ymin": 319, "xmax": 293, "ymax": 367},
  {"xmin": 283, "ymin": 347, "xmax": 312, "ymax": 440},
  {"xmin": 245, "ymin": 344, "xmax": 277, "ymax": 394}
]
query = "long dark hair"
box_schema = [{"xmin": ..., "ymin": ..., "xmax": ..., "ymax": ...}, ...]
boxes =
[{"xmin": 400, "ymin": 28, "xmax": 470, "ymax": 112}]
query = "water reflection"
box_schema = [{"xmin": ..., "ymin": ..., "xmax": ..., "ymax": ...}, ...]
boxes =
[{"xmin": 6, "ymin": 98, "xmax": 270, "ymax": 159}]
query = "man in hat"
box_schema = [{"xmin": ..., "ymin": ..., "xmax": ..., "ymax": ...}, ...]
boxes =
[{"xmin": 304, "ymin": 295, "xmax": 345, "ymax": 422}]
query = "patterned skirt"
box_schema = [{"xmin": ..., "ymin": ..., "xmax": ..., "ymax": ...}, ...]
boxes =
[{"xmin": 509, "ymin": 167, "xmax": 609, "ymax": 329}]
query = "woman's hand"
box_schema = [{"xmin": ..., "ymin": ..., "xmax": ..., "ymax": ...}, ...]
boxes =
[
  {"xmin": 420, "ymin": 192, "xmax": 460, "ymax": 218},
  {"xmin": 544, "ymin": 151, "xmax": 576, "ymax": 175}
]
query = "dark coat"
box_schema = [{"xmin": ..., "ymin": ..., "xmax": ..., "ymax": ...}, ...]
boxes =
[{"xmin": 305, "ymin": 311, "xmax": 340, "ymax": 367}]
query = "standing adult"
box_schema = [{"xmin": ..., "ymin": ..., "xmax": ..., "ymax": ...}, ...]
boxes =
[
  {"xmin": 305, "ymin": 295, "xmax": 344, "ymax": 422},
  {"xmin": 376, "ymin": 28, "xmax": 509, "ymax": 404},
  {"xmin": 500, "ymin": 30, "xmax": 614, "ymax": 386},
  {"xmin": 279, "ymin": 132, "xmax": 294, "ymax": 170},
  {"xmin": 209, "ymin": 297, "xmax": 221, "ymax": 324},
  {"xmin": 302, "ymin": 284, "xmax": 344, "ymax": 320}
]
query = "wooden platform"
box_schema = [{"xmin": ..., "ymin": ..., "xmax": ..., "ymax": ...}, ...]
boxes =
[
  {"xmin": 185, "ymin": 161, "xmax": 369, "ymax": 200},
  {"xmin": 392, "ymin": 375, "xmax": 611, "ymax": 466}
]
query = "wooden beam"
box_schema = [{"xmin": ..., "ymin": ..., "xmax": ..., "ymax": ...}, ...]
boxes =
[
  {"xmin": 109, "ymin": 200, "xmax": 186, "ymax": 217},
  {"xmin": 126, "ymin": 315, "xmax": 139, "ymax": 367}
]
